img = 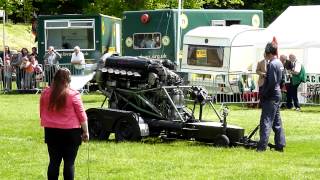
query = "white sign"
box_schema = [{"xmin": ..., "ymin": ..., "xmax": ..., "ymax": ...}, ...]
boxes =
[
  {"xmin": 0, "ymin": 10, "xmax": 4, "ymax": 17},
  {"xmin": 252, "ymin": 14, "xmax": 260, "ymax": 28},
  {"xmin": 180, "ymin": 14, "xmax": 188, "ymax": 29}
]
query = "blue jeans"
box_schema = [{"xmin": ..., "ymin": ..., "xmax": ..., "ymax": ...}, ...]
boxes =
[
  {"xmin": 73, "ymin": 68, "xmax": 84, "ymax": 76},
  {"xmin": 257, "ymin": 99, "xmax": 286, "ymax": 151}
]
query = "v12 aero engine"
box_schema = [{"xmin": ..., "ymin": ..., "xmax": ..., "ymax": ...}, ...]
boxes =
[{"xmin": 86, "ymin": 56, "xmax": 255, "ymax": 147}]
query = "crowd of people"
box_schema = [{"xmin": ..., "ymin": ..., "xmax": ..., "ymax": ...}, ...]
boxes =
[
  {"xmin": 0, "ymin": 45, "xmax": 88, "ymax": 92},
  {"xmin": 257, "ymin": 52, "xmax": 306, "ymax": 111},
  {"xmin": 0, "ymin": 46, "xmax": 42, "ymax": 92}
]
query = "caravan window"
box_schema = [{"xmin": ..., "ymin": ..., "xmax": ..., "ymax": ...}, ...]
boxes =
[
  {"xmin": 187, "ymin": 45, "xmax": 224, "ymax": 67},
  {"xmin": 133, "ymin": 33, "xmax": 161, "ymax": 49},
  {"xmin": 44, "ymin": 19, "xmax": 95, "ymax": 51}
]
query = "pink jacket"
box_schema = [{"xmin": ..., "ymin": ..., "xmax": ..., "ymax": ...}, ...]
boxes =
[{"xmin": 40, "ymin": 87, "xmax": 87, "ymax": 129}]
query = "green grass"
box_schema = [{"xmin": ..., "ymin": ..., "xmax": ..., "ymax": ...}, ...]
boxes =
[
  {"xmin": 0, "ymin": 94, "xmax": 320, "ymax": 179},
  {"xmin": 0, "ymin": 23, "xmax": 37, "ymax": 52}
]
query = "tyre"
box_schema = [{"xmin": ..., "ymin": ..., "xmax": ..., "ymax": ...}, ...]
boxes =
[
  {"xmin": 215, "ymin": 134, "xmax": 230, "ymax": 147},
  {"xmin": 87, "ymin": 111, "xmax": 110, "ymax": 140},
  {"xmin": 115, "ymin": 117, "xmax": 141, "ymax": 142}
]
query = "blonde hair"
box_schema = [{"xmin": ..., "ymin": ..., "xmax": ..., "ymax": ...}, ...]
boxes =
[{"xmin": 74, "ymin": 46, "xmax": 80, "ymax": 51}]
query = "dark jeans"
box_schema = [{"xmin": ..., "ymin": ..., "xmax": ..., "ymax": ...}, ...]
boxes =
[
  {"xmin": 45, "ymin": 65, "xmax": 58, "ymax": 86},
  {"xmin": 286, "ymin": 83, "xmax": 300, "ymax": 109},
  {"xmin": 45, "ymin": 128, "xmax": 81, "ymax": 180},
  {"xmin": 257, "ymin": 99, "xmax": 286, "ymax": 151},
  {"xmin": 15, "ymin": 67, "xmax": 24, "ymax": 90},
  {"xmin": 72, "ymin": 65, "xmax": 84, "ymax": 76}
]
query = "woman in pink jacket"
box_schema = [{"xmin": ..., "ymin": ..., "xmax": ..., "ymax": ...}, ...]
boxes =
[{"xmin": 40, "ymin": 68, "xmax": 89, "ymax": 180}]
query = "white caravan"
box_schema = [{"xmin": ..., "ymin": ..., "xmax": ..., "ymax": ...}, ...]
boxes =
[
  {"xmin": 181, "ymin": 5, "xmax": 320, "ymax": 102},
  {"xmin": 181, "ymin": 25, "xmax": 267, "ymax": 94}
]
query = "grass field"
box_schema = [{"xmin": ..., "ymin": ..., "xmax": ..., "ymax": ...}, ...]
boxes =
[
  {"xmin": 0, "ymin": 94, "xmax": 319, "ymax": 179},
  {"xmin": 0, "ymin": 23, "xmax": 37, "ymax": 52}
]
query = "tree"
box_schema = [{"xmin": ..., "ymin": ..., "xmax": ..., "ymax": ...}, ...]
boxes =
[
  {"xmin": 0, "ymin": 0, "xmax": 38, "ymax": 23},
  {"xmin": 1, "ymin": 0, "xmax": 246, "ymax": 22},
  {"xmin": 83, "ymin": 0, "xmax": 245, "ymax": 18},
  {"xmin": 0, "ymin": 0, "xmax": 19, "ymax": 22},
  {"xmin": 34, "ymin": 0, "xmax": 89, "ymax": 15},
  {"xmin": 6, "ymin": 0, "xmax": 319, "ymax": 25},
  {"xmin": 204, "ymin": 0, "xmax": 244, "ymax": 9}
]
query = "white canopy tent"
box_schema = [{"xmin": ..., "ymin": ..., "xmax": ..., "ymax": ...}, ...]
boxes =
[
  {"xmin": 232, "ymin": 5, "xmax": 320, "ymax": 74},
  {"xmin": 262, "ymin": 5, "xmax": 320, "ymax": 74}
]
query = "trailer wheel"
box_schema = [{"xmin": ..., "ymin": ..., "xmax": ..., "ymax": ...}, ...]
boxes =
[
  {"xmin": 115, "ymin": 117, "xmax": 141, "ymax": 142},
  {"xmin": 215, "ymin": 134, "xmax": 230, "ymax": 147},
  {"xmin": 87, "ymin": 111, "xmax": 110, "ymax": 140}
]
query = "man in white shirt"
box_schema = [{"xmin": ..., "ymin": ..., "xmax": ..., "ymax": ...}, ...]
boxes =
[
  {"xmin": 286, "ymin": 54, "xmax": 302, "ymax": 111},
  {"xmin": 71, "ymin": 46, "xmax": 85, "ymax": 75}
]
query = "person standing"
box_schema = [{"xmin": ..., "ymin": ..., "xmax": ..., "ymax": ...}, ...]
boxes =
[
  {"xmin": 11, "ymin": 48, "xmax": 29, "ymax": 90},
  {"xmin": 286, "ymin": 54, "xmax": 305, "ymax": 111},
  {"xmin": 2, "ymin": 46, "xmax": 13, "ymax": 91},
  {"xmin": 70, "ymin": 46, "xmax": 85, "ymax": 75},
  {"xmin": 279, "ymin": 55, "xmax": 289, "ymax": 106},
  {"xmin": 31, "ymin": 47, "xmax": 38, "ymax": 61},
  {"xmin": 40, "ymin": 68, "xmax": 89, "ymax": 180},
  {"xmin": 257, "ymin": 42, "xmax": 286, "ymax": 152},
  {"xmin": 21, "ymin": 56, "xmax": 33, "ymax": 90},
  {"xmin": 256, "ymin": 53, "xmax": 268, "ymax": 94},
  {"xmin": 43, "ymin": 46, "xmax": 61, "ymax": 86}
]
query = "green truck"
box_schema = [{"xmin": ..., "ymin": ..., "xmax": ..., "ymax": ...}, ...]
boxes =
[
  {"xmin": 37, "ymin": 14, "xmax": 121, "ymax": 64},
  {"xmin": 122, "ymin": 9, "xmax": 263, "ymax": 67}
]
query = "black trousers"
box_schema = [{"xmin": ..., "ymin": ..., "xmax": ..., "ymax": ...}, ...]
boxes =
[
  {"xmin": 286, "ymin": 83, "xmax": 300, "ymax": 109},
  {"xmin": 45, "ymin": 128, "xmax": 81, "ymax": 180}
]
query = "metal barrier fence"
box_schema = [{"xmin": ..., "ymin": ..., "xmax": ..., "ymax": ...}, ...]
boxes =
[
  {"xmin": 189, "ymin": 72, "xmax": 320, "ymax": 106},
  {"xmin": 0, "ymin": 63, "xmax": 90, "ymax": 94},
  {"xmin": 0, "ymin": 64, "xmax": 45, "ymax": 93},
  {"xmin": 1, "ymin": 65, "xmax": 319, "ymax": 105}
]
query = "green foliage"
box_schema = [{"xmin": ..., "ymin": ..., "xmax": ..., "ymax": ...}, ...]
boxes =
[
  {"xmin": 83, "ymin": 0, "xmax": 245, "ymax": 17},
  {"xmin": 0, "ymin": 0, "xmax": 18, "ymax": 15},
  {"xmin": 0, "ymin": 0, "xmax": 35, "ymax": 22},
  {"xmin": 205, "ymin": 0, "xmax": 244, "ymax": 8},
  {"xmin": 1, "ymin": 0, "xmax": 319, "ymax": 28},
  {"xmin": 84, "ymin": 0, "xmax": 127, "ymax": 18}
]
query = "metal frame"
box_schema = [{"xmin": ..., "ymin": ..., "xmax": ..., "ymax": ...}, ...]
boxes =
[{"xmin": 44, "ymin": 19, "xmax": 96, "ymax": 51}]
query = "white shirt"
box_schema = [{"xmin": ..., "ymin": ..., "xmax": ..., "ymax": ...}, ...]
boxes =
[
  {"xmin": 71, "ymin": 52, "xmax": 85, "ymax": 69},
  {"xmin": 292, "ymin": 60, "xmax": 302, "ymax": 75},
  {"xmin": 47, "ymin": 53, "xmax": 55, "ymax": 64}
]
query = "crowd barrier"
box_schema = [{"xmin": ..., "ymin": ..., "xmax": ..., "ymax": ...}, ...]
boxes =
[
  {"xmin": 189, "ymin": 72, "xmax": 320, "ymax": 106},
  {"xmin": 1, "ymin": 66, "xmax": 319, "ymax": 106},
  {"xmin": 0, "ymin": 63, "xmax": 90, "ymax": 94}
]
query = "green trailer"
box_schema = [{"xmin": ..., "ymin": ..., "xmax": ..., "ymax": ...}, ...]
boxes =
[
  {"xmin": 37, "ymin": 14, "xmax": 121, "ymax": 64},
  {"xmin": 122, "ymin": 9, "xmax": 263, "ymax": 67}
]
